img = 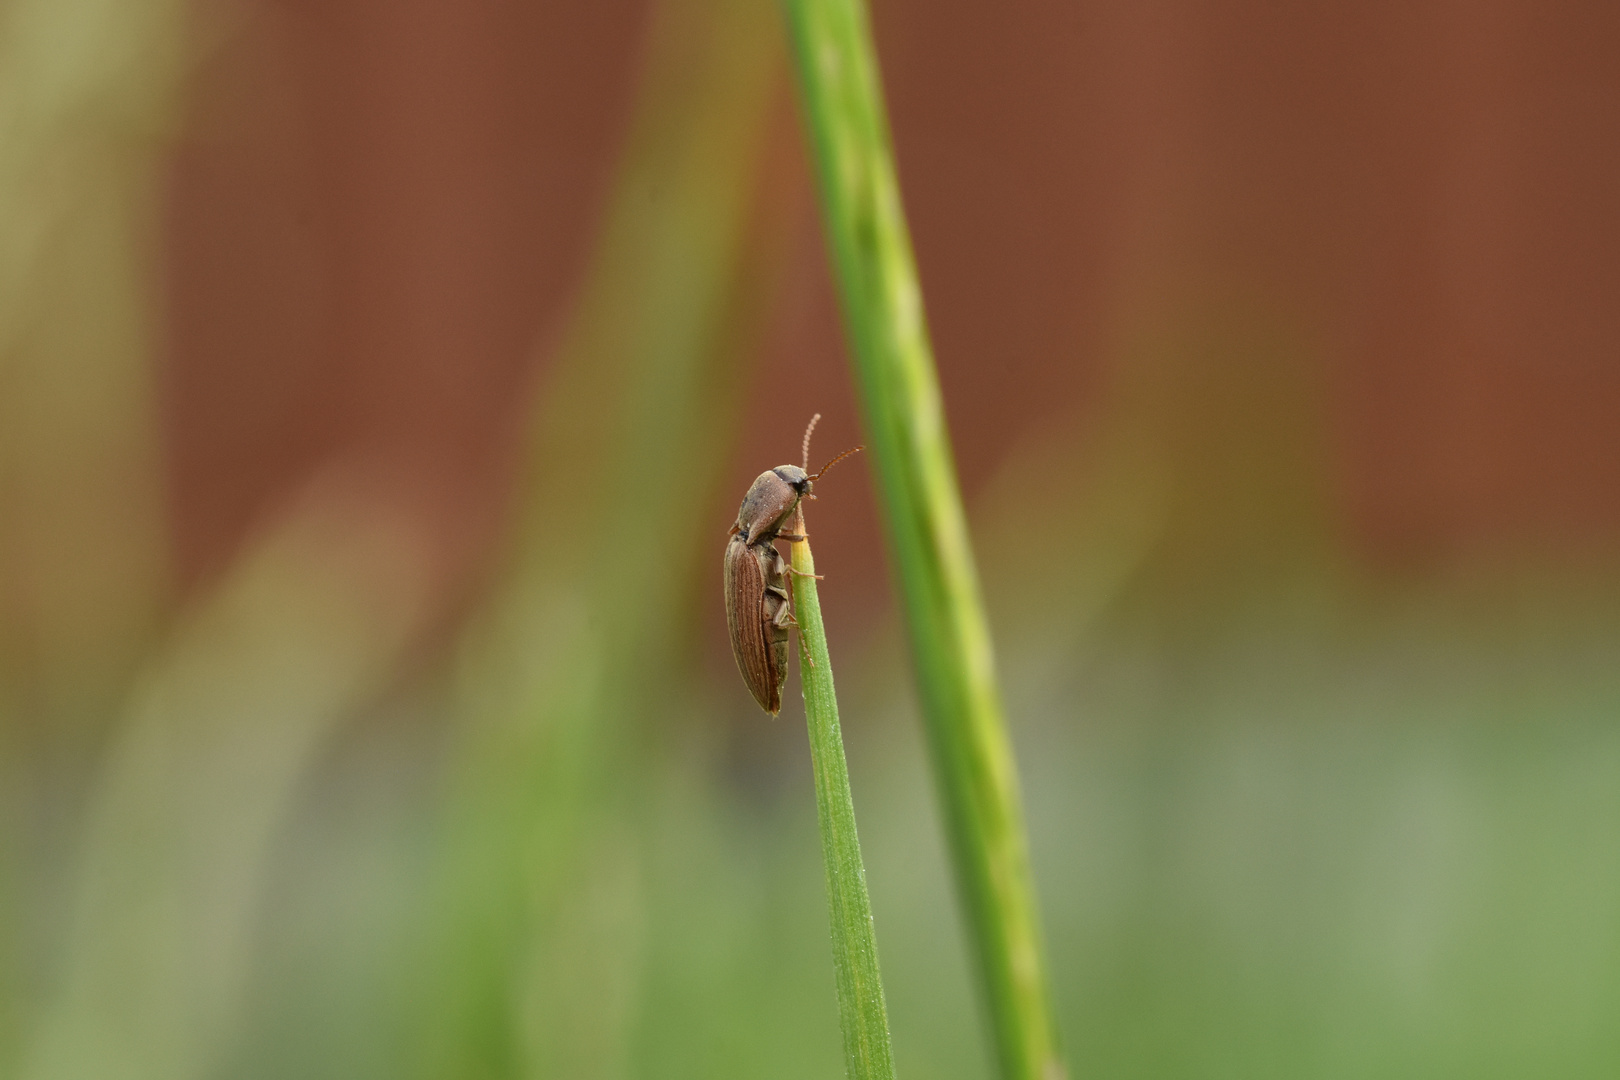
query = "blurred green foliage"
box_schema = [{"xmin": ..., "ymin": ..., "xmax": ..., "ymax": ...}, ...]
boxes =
[{"xmin": 2, "ymin": 1, "xmax": 1619, "ymax": 1079}]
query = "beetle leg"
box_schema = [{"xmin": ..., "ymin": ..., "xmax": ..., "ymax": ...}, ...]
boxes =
[
  {"xmin": 765, "ymin": 581, "xmax": 796, "ymax": 628},
  {"xmin": 776, "ymin": 532, "xmax": 807, "ymax": 542},
  {"xmin": 766, "ymin": 545, "xmax": 822, "ymax": 580},
  {"xmin": 767, "ymin": 592, "xmax": 819, "ymax": 669}
]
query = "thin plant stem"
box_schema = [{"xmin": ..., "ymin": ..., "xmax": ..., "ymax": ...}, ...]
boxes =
[
  {"xmin": 791, "ymin": 516, "xmax": 896, "ymax": 1080},
  {"xmin": 779, "ymin": 2, "xmax": 1066, "ymax": 1078}
]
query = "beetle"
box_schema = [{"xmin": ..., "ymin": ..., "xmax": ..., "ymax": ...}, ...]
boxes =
[{"xmin": 725, "ymin": 414, "xmax": 862, "ymax": 714}]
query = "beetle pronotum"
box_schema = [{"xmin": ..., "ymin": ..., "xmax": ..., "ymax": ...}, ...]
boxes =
[{"xmin": 724, "ymin": 414, "xmax": 862, "ymax": 714}]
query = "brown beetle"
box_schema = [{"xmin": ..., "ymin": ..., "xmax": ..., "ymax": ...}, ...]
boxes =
[{"xmin": 725, "ymin": 415, "xmax": 862, "ymax": 714}]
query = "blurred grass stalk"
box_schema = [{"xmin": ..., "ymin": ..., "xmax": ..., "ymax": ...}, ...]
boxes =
[
  {"xmin": 0, "ymin": 0, "xmax": 180, "ymax": 729},
  {"xmin": 414, "ymin": 0, "xmax": 787, "ymax": 1073},
  {"xmin": 0, "ymin": 0, "xmax": 186, "ymax": 1067},
  {"xmin": 778, "ymin": 2, "xmax": 1065, "ymax": 1078},
  {"xmin": 791, "ymin": 526, "xmax": 896, "ymax": 1080},
  {"xmin": 25, "ymin": 484, "xmax": 436, "ymax": 1080}
]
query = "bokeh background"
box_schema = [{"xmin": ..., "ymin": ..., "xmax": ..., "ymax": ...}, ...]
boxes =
[{"xmin": 3, "ymin": 0, "xmax": 1619, "ymax": 1077}]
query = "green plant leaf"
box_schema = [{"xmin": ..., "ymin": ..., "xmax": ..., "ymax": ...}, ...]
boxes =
[{"xmin": 791, "ymin": 528, "xmax": 896, "ymax": 1080}]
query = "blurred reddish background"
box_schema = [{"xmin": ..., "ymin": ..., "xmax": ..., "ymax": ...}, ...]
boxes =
[{"xmin": 163, "ymin": 0, "xmax": 1620, "ymax": 616}]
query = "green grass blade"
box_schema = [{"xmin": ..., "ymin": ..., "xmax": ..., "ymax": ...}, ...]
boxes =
[
  {"xmin": 778, "ymin": 3, "xmax": 1066, "ymax": 1078},
  {"xmin": 791, "ymin": 531, "xmax": 896, "ymax": 1080}
]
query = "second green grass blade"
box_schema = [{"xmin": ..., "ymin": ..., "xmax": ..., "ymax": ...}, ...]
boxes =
[{"xmin": 778, "ymin": 2, "xmax": 1066, "ymax": 1078}]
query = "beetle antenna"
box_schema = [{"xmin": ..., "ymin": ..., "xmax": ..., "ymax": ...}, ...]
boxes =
[
  {"xmin": 810, "ymin": 444, "xmax": 864, "ymax": 481},
  {"xmin": 801, "ymin": 413, "xmax": 821, "ymax": 472}
]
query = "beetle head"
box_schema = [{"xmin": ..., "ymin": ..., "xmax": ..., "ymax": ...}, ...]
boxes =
[{"xmin": 772, "ymin": 464, "xmax": 812, "ymax": 496}]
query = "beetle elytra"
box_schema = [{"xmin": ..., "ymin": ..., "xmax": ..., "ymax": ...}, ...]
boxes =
[{"xmin": 724, "ymin": 414, "xmax": 862, "ymax": 714}]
